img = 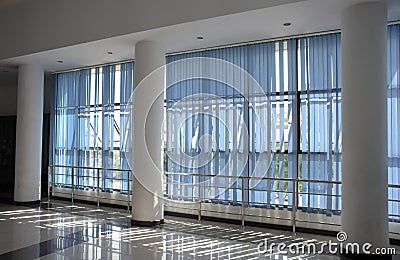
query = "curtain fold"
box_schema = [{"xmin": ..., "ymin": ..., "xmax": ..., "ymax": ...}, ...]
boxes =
[
  {"xmin": 120, "ymin": 62, "xmax": 134, "ymax": 193},
  {"xmin": 388, "ymin": 24, "xmax": 400, "ymax": 221},
  {"xmin": 76, "ymin": 69, "xmax": 92, "ymax": 188},
  {"xmin": 298, "ymin": 33, "xmax": 341, "ymax": 214},
  {"xmin": 101, "ymin": 65, "xmax": 116, "ymax": 191}
]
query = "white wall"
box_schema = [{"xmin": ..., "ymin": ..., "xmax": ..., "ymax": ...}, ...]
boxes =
[
  {"xmin": 43, "ymin": 74, "xmax": 52, "ymax": 114},
  {"xmin": 0, "ymin": 85, "xmax": 17, "ymax": 116},
  {"xmin": 0, "ymin": 73, "xmax": 51, "ymax": 116}
]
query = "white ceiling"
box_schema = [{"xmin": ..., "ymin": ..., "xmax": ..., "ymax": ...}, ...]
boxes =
[
  {"xmin": 0, "ymin": 0, "xmax": 399, "ymax": 85},
  {"xmin": 0, "ymin": 0, "xmax": 32, "ymax": 9}
]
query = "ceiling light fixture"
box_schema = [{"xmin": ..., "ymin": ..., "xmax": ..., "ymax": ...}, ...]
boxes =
[
  {"xmin": 196, "ymin": 36, "xmax": 204, "ymax": 40},
  {"xmin": 283, "ymin": 22, "xmax": 292, "ymax": 27}
]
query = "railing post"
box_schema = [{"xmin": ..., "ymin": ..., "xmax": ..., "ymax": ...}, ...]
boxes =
[
  {"xmin": 71, "ymin": 167, "xmax": 75, "ymax": 205},
  {"xmin": 48, "ymin": 165, "xmax": 51, "ymax": 203},
  {"xmin": 97, "ymin": 169, "xmax": 100, "ymax": 207},
  {"xmin": 127, "ymin": 171, "xmax": 130, "ymax": 213},
  {"xmin": 292, "ymin": 178, "xmax": 297, "ymax": 236},
  {"xmin": 198, "ymin": 175, "xmax": 202, "ymax": 222},
  {"xmin": 241, "ymin": 177, "xmax": 245, "ymax": 229}
]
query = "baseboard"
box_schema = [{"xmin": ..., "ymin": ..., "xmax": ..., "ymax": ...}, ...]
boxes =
[
  {"xmin": 13, "ymin": 200, "xmax": 41, "ymax": 207},
  {"xmin": 131, "ymin": 219, "xmax": 165, "ymax": 227},
  {"xmin": 49, "ymin": 196, "xmax": 130, "ymax": 211},
  {"xmin": 165, "ymin": 210, "xmax": 336, "ymax": 236}
]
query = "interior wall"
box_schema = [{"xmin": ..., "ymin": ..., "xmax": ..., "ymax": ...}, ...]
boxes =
[
  {"xmin": 43, "ymin": 73, "xmax": 52, "ymax": 114},
  {"xmin": 0, "ymin": 116, "xmax": 16, "ymax": 201},
  {"xmin": 0, "ymin": 85, "xmax": 17, "ymax": 116},
  {"xmin": 0, "ymin": 81, "xmax": 17, "ymax": 201},
  {"xmin": 0, "ymin": 72, "xmax": 51, "ymax": 201},
  {"xmin": 41, "ymin": 73, "xmax": 52, "ymax": 198},
  {"xmin": 0, "ymin": 72, "xmax": 51, "ymax": 116}
]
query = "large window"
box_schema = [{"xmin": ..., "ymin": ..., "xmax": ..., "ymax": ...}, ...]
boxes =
[
  {"xmin": 165, "ymin": 33, "xmax": 342, "ymax": 215},
  {"xmin": 50, "ymin": 62, "xmax": 133, "ymax": 194},
  {"xmin": 48, "ymin": 25, "xmax": 400, "ymax": 222}
]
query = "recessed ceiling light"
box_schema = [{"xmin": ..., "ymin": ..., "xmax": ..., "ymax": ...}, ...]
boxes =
[
  {"xmin": 107, "ymin": 51, "xmax": 113, "ymax": 55},
  {"xmin": 196, "ymin": 36, "xmax": 204, "ymax": 40},
  {"xmin": 283, "ymin": 22, "xmax": 292, "ymax": 27},
  {"xmin": 57, "ymin": 60, "xmax": 64, "ymax": 63}
]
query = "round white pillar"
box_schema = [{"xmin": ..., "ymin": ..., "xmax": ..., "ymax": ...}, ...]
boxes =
[
  {"xmin": 341, "ymin": 2, "xmax": 388, "ymax": 248},
  {"xmin": 14, "ymin": 64, "xmax": 44, "ymax": 203},
  {"xmin": 131, "ymin": 41, "xmax": 165, "ymax": 225}
]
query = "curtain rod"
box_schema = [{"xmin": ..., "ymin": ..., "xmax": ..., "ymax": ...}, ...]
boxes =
[
  {"xmin": 53, "ymin": 59, "xmax": 135, "ymax": 74},
  {"xmin": 54, "ymin": 20, "xmax": 400, "ymax": 74}
]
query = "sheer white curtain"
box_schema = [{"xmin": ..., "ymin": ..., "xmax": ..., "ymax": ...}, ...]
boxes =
[
  {"xmin": 165, "ymin": 35, "xmax": 342, "ymax": 215},
  {"xmin": 51, "ymin": 62, "xmax": 134, "ymax": 193},
  {"xmin": 165, "ymin": 40, "xmax": 299, "ymax": 208},
  {"xmin": 298, "ymin": 33, "xmax": 342, "ymax": 215},
  {"xmin": 388, "ymin": 24, "xmax": 400, "ymax": 221}
]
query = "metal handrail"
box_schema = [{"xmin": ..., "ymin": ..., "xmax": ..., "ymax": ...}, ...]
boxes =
[
  {"xmin": 48, "ymin": 165, "xmax": 342, "ymax": 234},
  {"xmin": 50, "ymin": 164, "xmax": 130, "ymax": 172},
  {"xmin": 164, "ymin": 171, "xmax": 342, "ymax": 234},
  {"xmin": 165, "ymin": 171, "xmax": 342, "ymax": 184},
  {"xmin": 48, "ymin": 164, "xmax": 132, "ymax": 212}
]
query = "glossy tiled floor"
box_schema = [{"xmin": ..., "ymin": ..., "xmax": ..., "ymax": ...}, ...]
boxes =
[{"xmin": 0, "ymin": 201, "xmax": 396, "ymax": 259}]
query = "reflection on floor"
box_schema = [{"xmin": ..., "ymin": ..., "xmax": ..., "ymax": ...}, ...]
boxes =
[{"xmin": 0, "ymin": 200, "xmax": 393, "ymax": 259}]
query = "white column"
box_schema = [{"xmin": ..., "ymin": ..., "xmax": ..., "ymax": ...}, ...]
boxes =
[
  {"xmin": 341, "ymin": 2, "xmax": 388, "ymax": 248},
  {"xmin": 14, "ymin": 65, "xmax": 44, "ymax": 203},
  {"xmin": 131, "ymin": 41, "xmax": 165, "ymax": 225}
]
